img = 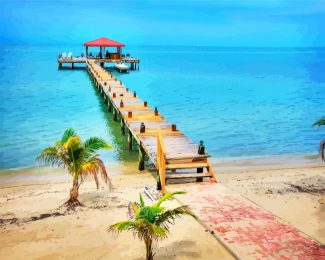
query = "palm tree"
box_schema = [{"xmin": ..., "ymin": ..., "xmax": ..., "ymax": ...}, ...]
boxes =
[
  {"xmin": 36, "ymin": 128, "xmax": 112, "ymax": 206},
  {"xmin": 108, "ymin": 191, "xmax": 195, "ymax": 260},
  {"xmin": 313, "ymin": 117, "xmax": 325, "ymax": 162}
]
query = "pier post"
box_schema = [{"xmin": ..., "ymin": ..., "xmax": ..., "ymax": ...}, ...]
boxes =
[
  {"xmin": 197, "ymin": 140, "xmax": 205, "ymax": 182},
  {"xmin": 128, "ymin": 130, "xmax": 133, "ymax": 150},
  {"xmin": 71, "ymin": 63, "xmax": 74, "ymax": 69},
  {"xmin": 113, "ymin": 108, "xmax": 117, "ymax": 121},
  {"xmin": 120, "ymin": 119, "xmax": 125, "ymax": 135},
  {"xmin": 138, "ymin": 145, "xmax": 145, "ymax": 171},
  {"xmin": 107, "ymin": 100, "xmax": 112, "ymax": 112},
  {"xmin": 58, "ymin": 62, "xmax": 62, "ymax": 69}
]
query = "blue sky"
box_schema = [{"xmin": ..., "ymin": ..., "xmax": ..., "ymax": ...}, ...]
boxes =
[{"xmin": 0, "ymin": 0, "xmax": 324, "ymax": 47}]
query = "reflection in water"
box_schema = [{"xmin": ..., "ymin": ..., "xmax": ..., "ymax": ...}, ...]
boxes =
[{"xmin": 87, "ymin": 73, "xmax": 139, "ymax": 163}]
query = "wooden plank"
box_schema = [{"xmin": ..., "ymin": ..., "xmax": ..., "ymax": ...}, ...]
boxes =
[
  {"xmin": 166, "ymin": 162, "xmax": 208, "ymax": 170},
  {"xmin": 166, "ymin": 173, "xmax": 212, "ymax": 179}
]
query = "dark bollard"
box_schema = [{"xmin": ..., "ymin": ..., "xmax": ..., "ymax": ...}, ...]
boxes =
[
  {"xmin": 172, "ymin": 124, "xmax": 177, "ymax": 131},
  {"xmin": 144, "ymin": 101, "xmax": 147, "ymax": 107},
  {"xmin": 154, "ymin": 107, "xmax": 158, "ymax": 116},
  {"xmin": 198, "ymin": 141, "xmax": 205, "ymax": 155},
  {"xmin": 120, "ymin": 100, "xmax": 124, "ymax": 108},
  {"xmin": 197, "ymin": 140, "xmax": 205, "ymax": 180},
  {"xmin": 120, "ymin": 81, "xmax": 122, "ymax": 86},
  {"xmin": 140, "ymin": 122, "xmax": 145, "ymax": 133},
  {"xmin": 133, "ymin": 91, "xmax": 137, "ymax": 98},
  {"xmin": 128, "ymin": 111, "xmax": 132, "ymax": 118},
  {"xmin": 113, "ymin": 93, "xmax": 116, "ymax": 98}
]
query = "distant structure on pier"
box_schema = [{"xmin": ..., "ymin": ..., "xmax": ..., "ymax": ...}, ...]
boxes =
[{"xmin": 57, "ymin": 37, "xmax": 140, "ymax": 70}]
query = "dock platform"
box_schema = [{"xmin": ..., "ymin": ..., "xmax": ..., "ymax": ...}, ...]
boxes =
[
  {"xmin": 86, "ymin": 59, "xmax": 216, "ymax": 192},
  {"xmin": 58, "ymin": 57, "xmax": 140, "ymax": 70}
]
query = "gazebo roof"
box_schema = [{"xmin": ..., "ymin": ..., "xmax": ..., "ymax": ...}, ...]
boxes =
[{"xmin": 84, "ymin": 37, "xmax": 125, "ymax": 47}]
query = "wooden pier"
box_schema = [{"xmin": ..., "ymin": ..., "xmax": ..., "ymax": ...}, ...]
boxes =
[{"xmin": 86, "ymin": 59, "xmax": 216, "ymax": 192}]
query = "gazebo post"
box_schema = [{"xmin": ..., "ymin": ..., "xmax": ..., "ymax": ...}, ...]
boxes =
[
  {"xmin": 117, "ymin": 47, "xmax": 121, "ymax": 60},
  {"xmin": 86, "ymin": 46, "xmax": 88, "ymax": 58}
]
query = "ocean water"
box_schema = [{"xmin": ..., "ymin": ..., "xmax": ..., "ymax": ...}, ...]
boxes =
[{"xmin": 0, "ymin": 45, "xmax": 324, "ymax": 169}]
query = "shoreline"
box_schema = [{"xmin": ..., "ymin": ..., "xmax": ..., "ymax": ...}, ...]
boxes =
[{"xmin": 1, "ymin": 152, "xmax": 323, "ymax": 180}]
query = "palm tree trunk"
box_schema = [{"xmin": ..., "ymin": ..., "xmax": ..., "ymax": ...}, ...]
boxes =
[
  {"xmin": 67, "ymin": 178, "xmax": 80, "ymax": 205},
  {"xmin": 145, "ymin": 238, "xmax": 153, "ymax": 260}
]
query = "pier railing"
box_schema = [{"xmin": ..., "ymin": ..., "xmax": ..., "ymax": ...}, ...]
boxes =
[{"xmin": 157, "ymin": 130, "xmax": 167, "ymax": 193}]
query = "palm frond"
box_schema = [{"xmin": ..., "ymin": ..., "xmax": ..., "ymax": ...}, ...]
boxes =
[
  {"xmin": 156, "ymin": 206, "xmax": 196, "ymax": 228},
  {"xmin": 95, "ymin": 157, "xmax": 112, "ymax": 190},
  {"xmin": 63, "ymin": 136, "xmax": 82, "ymax": 151},
  {"xmin": 84, "ymin": 137, "xmax": 112, "ymax": 154},
  {"xmin": 139, "ymin": 193, "xmax": 145, "ymax": 207},
  {"xmin": 154, "ymin": 191, "xmax": 186, "ymax": 207},
  {"xmin": 79, "ymin": 160, "xmax": 100, "ymax": 188},
  {"xmin": 313, "ymin": 117, "xmax": 325, "ymax": 127},
  {"xmin": 60, "ymin": 128, "xmax": 76, "ymax": 143},
  {"xmin": 320, "ymin": 140, "xmax": 325, "ymax": 162},
  {"xmin": 78, "ymin": 157, "xmax": 111, "ymax": 189},
  {"xmin": 137, "ymin": 206, "xmax": 163, "ymax": 223},
  {"xmin": 108, "ymin": 220, "xmax": 139, "ymax": 233},
  {"xmin": 149, "ymin": 223, "xmax": 168, "ymax": 239},
  {"xmin": 36, "ymin": 147, "xmax": 64, "ymax": 167}
]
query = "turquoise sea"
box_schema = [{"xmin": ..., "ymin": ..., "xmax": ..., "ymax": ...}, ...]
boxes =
[{"xmin": 0, "ymin": 45, "xmax": 324, "ymax": 169}]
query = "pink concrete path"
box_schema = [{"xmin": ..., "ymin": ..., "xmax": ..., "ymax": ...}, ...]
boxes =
[{"xmin": 168, "ymin": 183, "xmax": 325, "ymax": 259}]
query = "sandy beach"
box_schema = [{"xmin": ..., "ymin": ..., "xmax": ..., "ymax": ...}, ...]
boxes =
[
  {"xmin": 0, "ymin": 163, "xmax": 233, "ymax": 260},
  {"xmin": 0, "ymin": 161, "xmax": 324, "ymax": 259}
]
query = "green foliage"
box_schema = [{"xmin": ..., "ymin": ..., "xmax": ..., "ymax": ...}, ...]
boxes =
[
  {"xmin": 108, "ymin": 191, "xmax": 195, "ymax": 259},
  {"xmin": 312, "ymin": 117, "xmax": 325, "ymax": 162},
  {"xmin": 313, "ymin": 117, "xmax": 325, "ymax": 127},
  {"xmin": 36, "ymin": 128, "xmax": 112, "ymax": 188}
]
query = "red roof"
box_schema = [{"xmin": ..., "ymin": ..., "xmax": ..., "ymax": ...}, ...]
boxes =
[{"xmin": 84, "ymin": 37, "xmax": 125, "ymax": 47}]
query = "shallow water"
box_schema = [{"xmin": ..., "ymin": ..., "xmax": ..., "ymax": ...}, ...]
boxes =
[{"xmin": 0, "ymin": 45, "xmax": 324, "ymax": 169}]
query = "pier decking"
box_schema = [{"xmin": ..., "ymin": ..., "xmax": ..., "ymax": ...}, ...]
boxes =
[
  {"xmin": 86, "ymin": 59, "xmax": 216, "ymax": 192},
  {"xmin": 57, "ymin": 57, "xmax": 140, "ymax": 70}
]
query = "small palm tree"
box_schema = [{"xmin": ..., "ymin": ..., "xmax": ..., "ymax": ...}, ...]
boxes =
[
  {"xmin": 36, "ymin": 128, "xmax": 112, "ymax": 206},
  {"xmin": 313, "ymin": 117, "xmax": 325, "ymax": 162},
  {"xmin": 108, "ymin": 191, "xmax": 195, "ymax": 260}
]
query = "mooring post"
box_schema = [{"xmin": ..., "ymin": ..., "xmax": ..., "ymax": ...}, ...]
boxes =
[
  {"xmin": 138, "ymin": 145, "xmax": 145, "ymax": 171},
  {"xmin": 128, "ymin": 130, "xmax": 133, "ymax": 150},
  {"xmin": 140, "ymin": 122, "xmax": 145, "ymax": 133},
  {"xmin": 197, "ymin": 140, "xmax": 205, "ymax": 182}
]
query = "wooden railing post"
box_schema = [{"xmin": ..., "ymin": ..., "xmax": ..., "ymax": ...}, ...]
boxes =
[{"xmin": 157, "ymin": 130, "xmax": 166, "ymax": 193}]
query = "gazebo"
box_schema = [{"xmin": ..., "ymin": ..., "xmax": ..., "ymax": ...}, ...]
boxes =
[{"xmin": 84, "ymin": 37, "xmax": 125, "ymax": 60}]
